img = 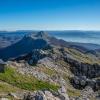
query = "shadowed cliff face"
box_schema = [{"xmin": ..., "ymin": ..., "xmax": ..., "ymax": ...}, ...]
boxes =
[
  {"xmin": 64, "ymin": 58, "xmax": 100, "ymax": 79},
  {"xmin": 63, "ymin": 57, "xmax": 100, "ymax": 90}
]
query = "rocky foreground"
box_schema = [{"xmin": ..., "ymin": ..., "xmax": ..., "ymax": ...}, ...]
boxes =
[{"xmin": 0, "ymin": 31, "xmax": 100, "ymax": 100}]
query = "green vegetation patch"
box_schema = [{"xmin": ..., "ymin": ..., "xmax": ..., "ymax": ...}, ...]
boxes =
[{"xmin": 0, "ymin": 67, "xmax": 59, "ymax": 91}]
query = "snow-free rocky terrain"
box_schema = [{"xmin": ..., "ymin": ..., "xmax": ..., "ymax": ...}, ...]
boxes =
[{"xmin": 0, "ymin": 31, "xmax": 100, "ymax": 100}]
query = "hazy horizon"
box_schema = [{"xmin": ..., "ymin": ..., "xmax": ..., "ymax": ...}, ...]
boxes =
[
  {"xmin": 2, "ymin": 29, "xmax": 100, "ymax": 32},
  {"xmin": 0, "ymin": 30, "xmax": 100, "ymax": 45}
]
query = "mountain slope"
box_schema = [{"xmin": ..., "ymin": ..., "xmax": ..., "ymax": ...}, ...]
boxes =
[
  {"xmin": 0, "ymin": 31, "xmax": 51, "ymax": 61},
  {"xmin": 0, "ymin": 31, "xmax": 100, "ymax": 100}
]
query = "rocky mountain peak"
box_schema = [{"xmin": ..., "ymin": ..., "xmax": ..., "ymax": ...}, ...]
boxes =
[
  {"xmin": 36, "ymin": 31, "xmax": 49, "ymax": 38},
  {"xmin": 24, "ymin": 31, "xmax": 49, "ymax": 40}
]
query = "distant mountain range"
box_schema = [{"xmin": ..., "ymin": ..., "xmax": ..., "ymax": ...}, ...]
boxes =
[
  {"xmin": 0, "ymin": 31, "xmax": 100, "ymax": 61},
  {"xmin": 0, "ymin": 30, "xmax": 100, "ymax": 49}
]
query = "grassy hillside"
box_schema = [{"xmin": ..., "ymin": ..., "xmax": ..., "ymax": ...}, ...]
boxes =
[{"xmin": 0, "ymin": 67, "xmax": 59, "ymax": 92}]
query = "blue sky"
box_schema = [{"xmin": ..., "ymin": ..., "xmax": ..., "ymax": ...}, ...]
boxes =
[{"xmin": 0, "ymin": 0, "xmax": 100, "ymax": 31}]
